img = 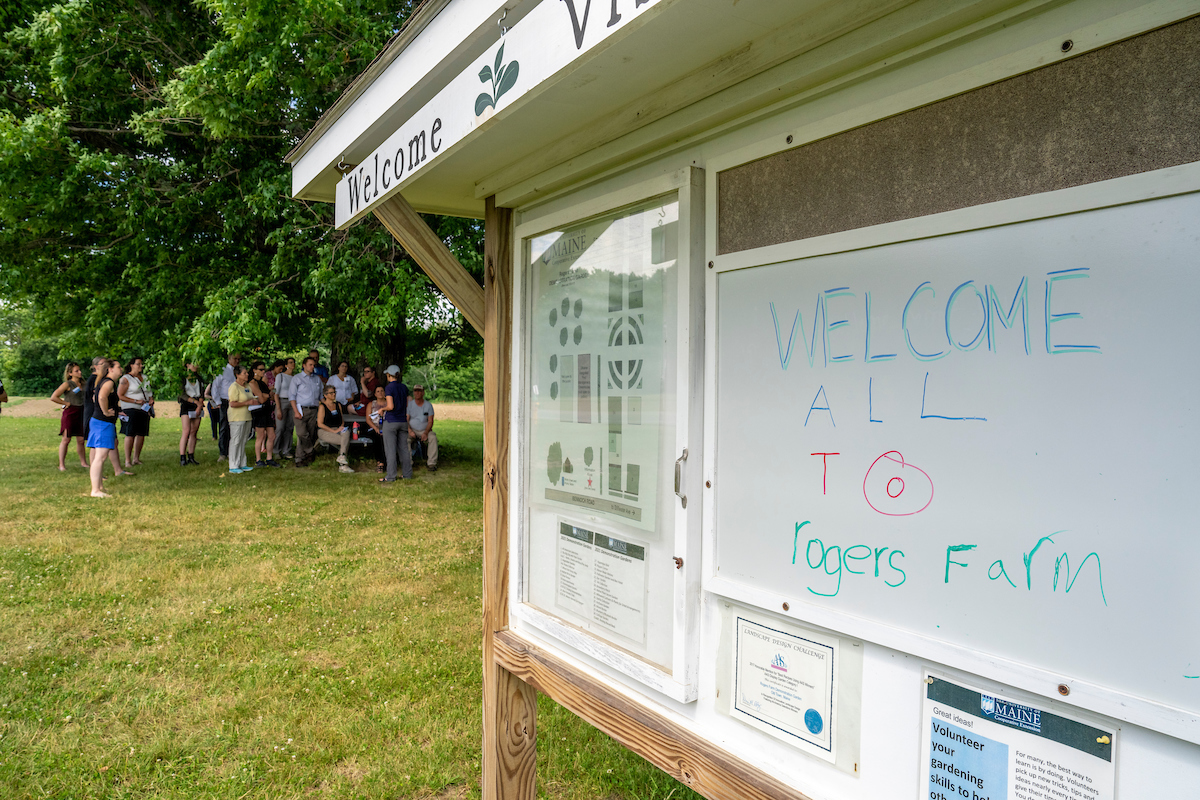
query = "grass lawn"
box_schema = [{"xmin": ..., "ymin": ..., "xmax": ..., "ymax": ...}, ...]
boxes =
[{"xmin": 0, "ymin": 410, "xmax": 700, "ymax": 799}]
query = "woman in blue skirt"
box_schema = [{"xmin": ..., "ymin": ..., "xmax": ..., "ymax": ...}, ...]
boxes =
[{"xmin": 88, "ymin": 359, "xmax": 132, "ymax": 497}]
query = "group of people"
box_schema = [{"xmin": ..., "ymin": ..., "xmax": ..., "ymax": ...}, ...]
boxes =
[{"xmin": 45, "ymin": 349, "xmax": 439, "ymax": 497}]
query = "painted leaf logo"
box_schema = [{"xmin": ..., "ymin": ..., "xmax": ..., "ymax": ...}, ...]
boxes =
[{"xmin": 476, "ymin": 43, "xmax": 520, "ymax": 116}]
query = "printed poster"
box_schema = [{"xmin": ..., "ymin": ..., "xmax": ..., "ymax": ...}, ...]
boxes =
[
  {"xmin": 528, "ymin": 197, "xmax": 677, "ymax": 533},
  {"xmin": 920, "ymin": 675, "xmax": 1116, "ymax": 800}
]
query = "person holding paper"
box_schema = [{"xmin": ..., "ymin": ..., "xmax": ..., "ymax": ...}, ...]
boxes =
[
  {"xmin": 290, "ymin": 356, "xmax": 323, "ymax": 467},
  {"xmin": 117, "ymin": 356, "xmax": 154, "ymax": 470},
  {"xmin": 317, "ymin": 385, "xmax": 355, "ymax": 474},
  {"xmin": 177, "ymin": 362, "xmax": 205, "ymax": 466},
  {"xmin": 226, "ymin": 365, "xmax": 255, "ymax": 474},
  {"xmin": 249, "ymin": 361, "xmax": 278, "ymax": 468},
  {"xmin": 50, "ymin": 362, "xmax": 89, "ymax": 471}
]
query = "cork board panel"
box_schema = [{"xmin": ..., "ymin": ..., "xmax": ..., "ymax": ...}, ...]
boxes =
[{"xmin": 718, "ymin": 16, "xmax": 1200, "ymax": 254}]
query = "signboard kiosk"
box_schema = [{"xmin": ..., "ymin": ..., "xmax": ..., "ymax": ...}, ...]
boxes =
[{"xmin": 288, "ymin": 1, "xmax": 1200, "ymax": 797}]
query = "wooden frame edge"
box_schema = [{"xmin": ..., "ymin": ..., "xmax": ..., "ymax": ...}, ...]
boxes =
[{"xmin": 493, "ymin": 629, "xmax": 813, "ymax": 800}]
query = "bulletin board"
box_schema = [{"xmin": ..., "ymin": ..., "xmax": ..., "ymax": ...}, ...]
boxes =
[{"xmin": 712, "ymin": 176, "xmax": 1200, "ymax": 738}]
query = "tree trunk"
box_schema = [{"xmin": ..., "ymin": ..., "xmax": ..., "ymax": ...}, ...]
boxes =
[{"xmin": 382, "ymin": 307, "xmax": 407, "ymax": 377}]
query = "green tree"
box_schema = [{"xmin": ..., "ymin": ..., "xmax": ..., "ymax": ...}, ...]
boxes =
[{"xmin": 0, "ymin": 0, "xmax": 482, "ymax": 389}]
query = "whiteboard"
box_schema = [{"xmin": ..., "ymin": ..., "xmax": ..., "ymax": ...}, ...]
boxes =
[{"xmin": 714, "ymin": 191, "xmax": 1200, "ymax": 720}]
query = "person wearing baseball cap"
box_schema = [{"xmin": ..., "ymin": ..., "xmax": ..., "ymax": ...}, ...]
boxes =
[
  {"xmin": 378, "ymin": 365, "xmax": 412, "ymax": 482},
  {"xmin": 407, "ymin": 384, "xmax": 437, "ymax": 471}
]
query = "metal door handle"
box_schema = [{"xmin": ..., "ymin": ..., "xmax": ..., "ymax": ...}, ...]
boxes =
[{"xmin": 674, "ymin": 448, "xmax": 688, "ymax": 509}]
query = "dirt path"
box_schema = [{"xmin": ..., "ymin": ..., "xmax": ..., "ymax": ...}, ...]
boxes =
[{"xmin": 3, "ymin": 397, "xmax": 485, "ymax": 422}]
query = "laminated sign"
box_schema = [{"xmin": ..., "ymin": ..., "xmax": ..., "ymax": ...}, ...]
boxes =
[{"xmin": 528, "ymin": 198, "xmax": 677, "ymax": 533}]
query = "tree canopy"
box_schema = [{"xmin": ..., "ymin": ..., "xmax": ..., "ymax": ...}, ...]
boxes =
[{"xmin": 0, "ymin": 0, "xmax": 483, "ymax": 390}]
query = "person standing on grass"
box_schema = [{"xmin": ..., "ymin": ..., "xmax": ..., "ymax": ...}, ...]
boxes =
[
  {"xmin": 226, "ymin": 365, "xmax": 255, "ymax": 474},
  {"xmin": 178, "ymin": 363, "xmax": 205, "ymax": 466},
  {"xmin": 249, "ymin": 361, "xmax": 279, "ymax": 468},
  {"xmin": 87, "ymin": 359, "xmax": 133, "ymax": 497},
  {"xmin": 406, "ymin": 384, "xmax": 438, "ymax": 471},
  {"xmin": 204, "ymin": 380, "xmax": 219, "ymax": 441},
  {"xmin": 50, "ymin": 362, "xmax": 89, "ymax": 471},
  {"xmin": 317, "ymin": 386, "xmax": 355, "ymax": 474},
  {"xmin": 290, "ymin": 356, "xmax": 324, "ymax": 467},
  {"xmin": 81, "ymin": 356, "xmax": 104, "ymax": 444},
  {"xmin": 309, "ymin": 349, "xmax": 329, "ymax": 384},
  {"xmin": 274, "ymin": 357, "xmax": 296, "ymax": 459},
  {"xmin": 0, "ymin": 375, "xmax": 6, "ymax": 414},
  {"xmin": 117, "ymin": 356, "xmax": 154, "ymax": 470},
  {"xmin": 51, "ymin": 362, "xmax": 88, "ymax": 469},
  {"xmin": 327, "ymin": 361, "xmax": 358, "ymax": 407},
  {"xmin": 378, "ymin": 364, "xmax": 412, "ymax": 483},
  {"xmin": 212, "ymin": 352, "xmax": 239, "ymax": 460}
]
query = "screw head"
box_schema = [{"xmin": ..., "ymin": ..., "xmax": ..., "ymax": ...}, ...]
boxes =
[
  {"xmin": 782, "ymin": 602, "xmax": 790, "ymax": 611},
  {"xmin": 1061, "ymin": 39, "xmax": 1073, "ymax": 53},
  {"xmin": 705, "ymin": 480, "xmax": 711, "ymax": 488},
  {"xmin": 708, "ymin": 260, "xmax": 714, "ymax": 269},
  {"xmin": 1058, "ymin": 683, "xmax": 1071, "ymax": 696},
  {"xmin": 786, "ymin": 135, "xmax": 794, "ymax": 144}
]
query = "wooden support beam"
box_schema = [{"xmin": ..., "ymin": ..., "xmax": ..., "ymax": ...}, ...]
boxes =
[
  {"xmin": 482, "ymin": 196, "xmax": 537, "ymax": 800},
  {"xmin": 373, "ymin": 193, "xmax": 486, "ymax": 335},
  {"xmin": 494, "ymin": 629, "xmax": 813, "ymax": 800}
]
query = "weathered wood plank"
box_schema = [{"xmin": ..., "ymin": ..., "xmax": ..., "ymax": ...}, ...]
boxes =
[
  {"xmin": 481, "ymin": 197, "xmax": 536, "ymax": 800},
  {"xmin": 493, "ymin": 629, "xmax": 813, "ymax": 800},
  {"xmin": 373, "ymin": 192, "xmax": 485, "ymax": 335}
]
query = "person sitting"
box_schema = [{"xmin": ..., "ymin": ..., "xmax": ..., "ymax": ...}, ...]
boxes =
[
  {"xmin": 354, "ymin": 365, "xmax": 379, "ymax": 414},
  {"xmin": 327, "ymin": 360, "xmax": 358, "ymax": 407},
  {"xmin": 364, "ymin": 384, "xmax": 388, "ymax": 473},
  {"xmin": 406, "ymin": 384, "xmax": 438, "ymax": 471},
  {"xmin": 316, "ymin": 386, "xmax": 354, "ymax": 473}
]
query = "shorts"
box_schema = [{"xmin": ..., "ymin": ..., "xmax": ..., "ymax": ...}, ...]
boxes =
[
  {"xmin": 119, "ymin": 407, "xmax": 151, "ymax": 437},
  {"xmin": 180, "ymin": 399, "xmax": 199, "ymax": 417},
  {"xmin": 251, "ymin": 407, "xmax": 274, "ymax": 429},
  {"xmin": 86, "ymin": 418, "xmax": 117, "ymax": 450}
]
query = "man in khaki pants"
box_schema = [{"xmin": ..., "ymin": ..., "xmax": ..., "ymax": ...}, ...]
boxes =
[{"xmin": 406, "ymin": 385, "xmax": 438, "ymax": 471}]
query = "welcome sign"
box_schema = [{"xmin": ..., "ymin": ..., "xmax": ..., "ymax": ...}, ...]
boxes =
[{"xmin": 335, "ymin": 0, "xmax": 667, "ymax": 228}]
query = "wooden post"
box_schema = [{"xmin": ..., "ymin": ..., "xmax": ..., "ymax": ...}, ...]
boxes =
[
  {"xmin": 373, "ymin": 193, "xmax": 486, "ymax": 335},
  {"xmin": 482, "ymin": 195, "xmax": 537, "ymax": 800}
]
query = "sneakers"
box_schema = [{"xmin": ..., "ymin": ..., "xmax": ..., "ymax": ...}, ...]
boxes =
[
  {"xmin": 255, "ymin": 460, "xmax": 266, "ymax": 468},
  {"xmin": 266, "ymin": 459, "xmax": 280, "ymax": 468},
  {"xmin": 229, "ymin": 467, "xmax": 243, "ymax": 474},
  {"xmin": 338, "ymin": 464, "xmax": 354, "ymax": 474},
  {"xmin": 336, "ymin": 454, "xmax": 349, "ymax": 466}
]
